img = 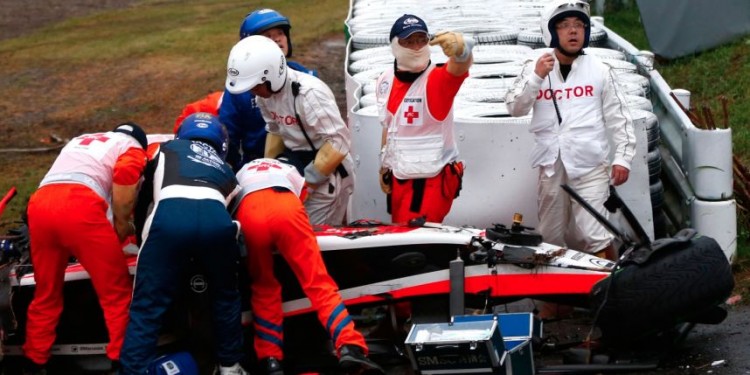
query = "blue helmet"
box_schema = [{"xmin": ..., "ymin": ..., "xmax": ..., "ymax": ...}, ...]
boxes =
[
  {"xmin": 176, "ymin": 112, "xmax": 229, "ymax": 160},
  {"xmin": 239, "ymin": 8, "xmax": 294, "ymax": 57}
]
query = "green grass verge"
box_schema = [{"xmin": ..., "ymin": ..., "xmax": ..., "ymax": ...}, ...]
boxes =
[{"xmin": 603, "ymin": 4, "xmax": 750, "ymax": 259}]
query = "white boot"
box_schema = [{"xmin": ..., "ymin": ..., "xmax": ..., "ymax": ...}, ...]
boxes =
[{"xmin": 217, "ymin": 363, "xmax": 248, "ymax": 375}]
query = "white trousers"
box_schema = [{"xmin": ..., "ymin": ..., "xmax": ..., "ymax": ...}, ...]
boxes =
[
  {"xmin": 305, "ymin": 168, "xmax": 354, "ymax": 225},
  {"xmin": 537, "ymin": 158, "xmax": 613, "ymax": 253}
]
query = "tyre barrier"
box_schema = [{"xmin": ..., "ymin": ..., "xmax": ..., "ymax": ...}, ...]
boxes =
[
  {"xmin": 460, "ymin": 77, "xmax": 518, "ymax": 91},
  {"xmin": 348, "ymin": 46, "xmax": 391, "ymax": 62},
  {"xmin": 647, "ymin": 149, "xmax": 662, "ymax": 184},
  {"xmin": 469, "ymin": 62, "xmax": 523, "ymax": 79},
  {"xmin": 517, "ymin": 28, "xmax": 544, "ymax": 49},
  {"xmin": 454, "ymin": 101, "xmax": 512, "ymax": 119},
  {"xmin": 618, "ymin": 81, "xmax": 649, "ymax": 97},
  {"xmin": 348, "ymin": 57, "xmax": 391, "ymax": 75},
  {"xmin": 590, "ymin": 231, "xmax": 734, "ymax": 347},
  {"xmin": 602, "ymin": 59, "xmax": 638, "ymax": 74},
  {"xmin": 457, "ymin": 87, "xmax": 508, "ymax": 103},
  {"xmin": 585, "ymin": 47, "xmax": 626, "ymax": 61},
  {"xmin": 625, "ymin": 95, "xmax": 653, "ymax": 112},
  {"xmin": 650, "ymin": 179, "xmax": 664, "ymax": 212},
  {"xmin": 630, "ymin": 109, "xmax": 660, "ymax": 152},
  {"xmin": 518, "ymin": 25, "xmax": 607, "ymax": 48},
  {"xmin": 615, "ymin": 72, "xmax": 650, "ymax": 96},
  {"xmin": 359, "ymin": 92, "xmax": 377, "ymax": 108}
]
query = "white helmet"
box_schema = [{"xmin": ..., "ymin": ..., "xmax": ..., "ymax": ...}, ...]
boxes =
[
  {"xmin": 225, "ymin": 35, "xmax": 287, "ymax": 94},
  {"xmin": 541, "ymin": 0, "xmax": 591, "ymax": 49}
]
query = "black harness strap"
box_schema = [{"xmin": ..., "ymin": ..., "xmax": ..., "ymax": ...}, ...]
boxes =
[
  {"xmin": 548, "ymin": 76, "xmax": 563, "ymax": 125},
  {"xmin": 291, "ymin": 82, "xmax": 349, "ymax": 178},
  {"xmin": 409, "ymin": 178, "xmax": 426, "ymax": 213}
]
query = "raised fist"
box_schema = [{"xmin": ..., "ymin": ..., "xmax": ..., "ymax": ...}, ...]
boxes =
[{"xmin": 429, "ymin": 31, "xmax": 474, "ymax": 61}]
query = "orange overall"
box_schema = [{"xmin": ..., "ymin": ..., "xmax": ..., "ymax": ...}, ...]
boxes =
[
  {"xmin": 390, "ymin": 161, "xmax": 463, "ymax": 223},
  {"xmin": 235, "ymin": 188, "xmax": 367, "ymax": 360},
  {"xmin": 23, "ymin": 146, "xmax": 145, "ymax": 365}
]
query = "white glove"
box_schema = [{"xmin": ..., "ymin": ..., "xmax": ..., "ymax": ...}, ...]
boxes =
[{"xmin": 429, "ymin": 31, "xmax": 474, "ymax": 62}]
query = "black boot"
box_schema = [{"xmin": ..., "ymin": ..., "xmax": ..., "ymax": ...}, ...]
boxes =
[
  {"xmin": 21, "ymin": 357, "xmax": 47, "ymax": 375},
  {"xmin": 259, "ymin": 356, "xmax": 284, "ymax": 375},
  {"xmin": 108, "ymin": 359, "xmax": 121, "ymax": 375},
  {"xmin": 338, "ymin": 345, "xmax": 384, "ymax": 374}
]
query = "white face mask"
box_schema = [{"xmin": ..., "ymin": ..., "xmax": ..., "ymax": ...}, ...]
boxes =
[{"xmin": 391, "ymin": 38, "xmax": 430, "ymax": 72}]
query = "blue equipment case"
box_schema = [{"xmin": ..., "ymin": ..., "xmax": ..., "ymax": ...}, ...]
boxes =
[{"xmin": 405, "ymin": 313, "xmax": 536, "ymax": 374}]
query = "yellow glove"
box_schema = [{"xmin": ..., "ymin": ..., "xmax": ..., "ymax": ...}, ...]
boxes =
[
  {"xmin": 312, "ymin": 142, "xmax": 346, "ymax": 177},
  {"xmin": 304, "ymin": 141, "xmax": 346, "ymax": 186},
  {"xmin": 264, "ymin": 133, "xmax": 285, "ymax": 159},
  {"xmin": 429, "ymin": 31, "xmax": 474, "ymax": 62}
]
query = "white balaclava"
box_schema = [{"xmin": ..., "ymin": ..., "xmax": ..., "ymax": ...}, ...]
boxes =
[{"xmin": 391, "ymin": 37, "xmax": 431, "ymax": 72}]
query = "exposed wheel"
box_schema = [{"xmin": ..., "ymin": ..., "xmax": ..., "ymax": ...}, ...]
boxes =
[{"xmin": 590, "ymin": 233, "xmax": 734, "ymax": 347}]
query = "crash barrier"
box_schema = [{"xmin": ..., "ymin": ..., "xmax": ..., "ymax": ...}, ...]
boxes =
[
  {"xmin": 344, "ymin": 0, "xmax": 654, "ymax": 241},
  {"xmin": 600, "ymin": 22, "xmax": 737, "ymax": 261},
  {"xmin": 405, "ymin": 313, "xmax": 536, "ymax": 374}
]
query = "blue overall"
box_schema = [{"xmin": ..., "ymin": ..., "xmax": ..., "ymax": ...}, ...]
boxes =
[{"xmin": 120, "ymin": 139, "xmax": 242, "ymax": 374}]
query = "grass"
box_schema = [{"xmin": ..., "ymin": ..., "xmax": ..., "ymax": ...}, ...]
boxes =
[{"xmin": 0, "ymin": 0, "xmax": 349, "ymax": 227}]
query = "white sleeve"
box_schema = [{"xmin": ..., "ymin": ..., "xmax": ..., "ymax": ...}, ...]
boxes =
[
  {"xmin": 505, "ymin": 58, "xmax": 544, "ymax": 117},
  {"xmin": 602, "ymin": 66, "xmax": 636, "ymax": 169},
  {"xmin": 300, "ymin": 84, "xmax": 351, "ymax": 156}
]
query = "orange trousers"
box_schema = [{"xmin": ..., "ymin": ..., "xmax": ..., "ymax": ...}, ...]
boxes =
[
  {"xmin": 236, "ymin": 188, "xmax": 366, "ymax": 360},
  {"xmin": 23, "ymin": 184, "xmax": 132, "ymax": 364},
  {"xmin": 390, "ymin": 162, "xmax": 463, "ymax": 224}
]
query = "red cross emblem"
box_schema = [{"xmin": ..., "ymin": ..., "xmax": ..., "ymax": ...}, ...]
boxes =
[
  {"xmin": 78, "ymin": 134, "xmax": 109, "ymax": 146},
  {"xmin": 247, "ymin": 161, "xmax": 283, "ymax": 172},
  {"xmin": 403, "ymin": 105, "xmax": 420, "ymax": 124}
]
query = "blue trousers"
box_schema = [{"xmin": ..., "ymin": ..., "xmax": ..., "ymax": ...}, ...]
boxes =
[{"xmin": 120, "ymin": 198, "xmax": 243, "ymax": 374}]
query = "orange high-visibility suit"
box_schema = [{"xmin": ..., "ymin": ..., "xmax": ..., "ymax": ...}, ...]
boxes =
[
  {"xmin": 234, "ymin": 158, "xmax": 366, "ymax": 361},
  {"xmin": 23, "ymin": 130, "xmax": 146, "ymax": 366}
]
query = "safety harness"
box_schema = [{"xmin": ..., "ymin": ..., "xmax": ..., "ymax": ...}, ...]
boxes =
[{"xmin": 281, "ymin": 82, "xmax": 349, "ymax": 181}]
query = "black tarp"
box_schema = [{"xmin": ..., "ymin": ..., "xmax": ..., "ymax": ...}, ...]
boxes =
[{"xmin": 635, "ymin": 0, "xmax": 750, "ymax": 59}]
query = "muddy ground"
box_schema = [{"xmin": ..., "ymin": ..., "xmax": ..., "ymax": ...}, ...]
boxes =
[{"xmin": 2, "ymin": 2, "xmax": 749, "ymax": 375}]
